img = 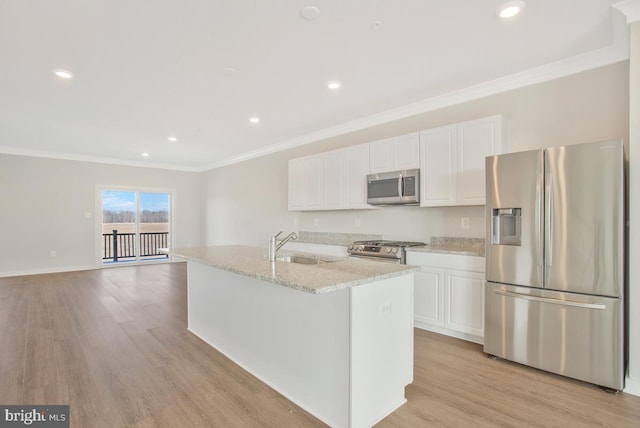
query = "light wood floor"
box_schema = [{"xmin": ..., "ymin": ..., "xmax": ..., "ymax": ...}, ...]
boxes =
[{"xmin": 1, "ymin": 263, "xmax": 638, "ymax": 427}]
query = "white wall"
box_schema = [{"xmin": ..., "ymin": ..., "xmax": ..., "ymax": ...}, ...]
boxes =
[
  {"xmin": 202, "ymin": 62, "xmax": 629, "ymax": 246},
  {"xmin": 0, "ymin": 155, "xmax": 203, "ymax": 276}
]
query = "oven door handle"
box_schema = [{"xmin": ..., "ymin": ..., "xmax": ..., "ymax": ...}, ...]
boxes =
[{"xmin": 348, "ymin": 254, "xmax": 401, "ymax": 264}]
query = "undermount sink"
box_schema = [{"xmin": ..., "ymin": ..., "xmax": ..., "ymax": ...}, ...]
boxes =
[{"xmin": 275, "ymin": 254, "xmax": 337, "ymax": 265}]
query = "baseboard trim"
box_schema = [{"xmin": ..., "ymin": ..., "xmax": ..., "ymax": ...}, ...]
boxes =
[
  {"xmin": 624, "ymin": 376, "xmax": 640, "ymax": 396},
  {"xmin": 0, "ymin": 265, "xmax": 97, "ymax": 278},
  {"xmin": 0, "ymin": 259, "xmax": 184, "ymax": 278},
  {"xmin": 414, "ymin": 320, "xmax": 484, "ymax": 345}
]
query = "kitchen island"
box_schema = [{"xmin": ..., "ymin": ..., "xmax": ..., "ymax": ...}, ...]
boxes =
[{"xmin": 172, "ymin": 246, "xmax": 416, "ymax": 428}]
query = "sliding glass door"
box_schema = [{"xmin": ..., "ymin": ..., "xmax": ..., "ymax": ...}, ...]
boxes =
[{"xmin": 101, "ymin": 189, "xmax": 171, "ymax": 265}]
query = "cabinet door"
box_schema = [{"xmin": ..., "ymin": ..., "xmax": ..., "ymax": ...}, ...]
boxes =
[
  {"xmin": 369, "ymin": 137, "xmax": 396, "ymax": 173},
  {"xmin": 419, "ymin": 125, "xmax": 456, "ymax": 207},
  {"xmin": 323, "ymin": 150, "xmax": 344, "ymax": 209},
  {"xmin": 303, "ymin": 154, "xmax": 324, "ymax": 209},
  {"xmin": 288, "ymin": 155, "xmax": 323, "ymax": 211},
  {"xmin": 457, "ymin": 117, "xmax": 504, "ymax": 205},
  {"xmin": 344, "ymin": 144, "xmax": 370, "ymax": 208},
  {"xmin": 444, "ymin": 270, "xmax": 484, "ymax": 337},
  {"xmin": 395, "ymin": 132, "xmax": 420, "ymax": 170},
  {"xmin": 414, "ymin": 268, "xmax": 444, "ymax": 327},
  {"xmin": 288, "ymin": 158, "xmax": 305, "ymax": 210}
]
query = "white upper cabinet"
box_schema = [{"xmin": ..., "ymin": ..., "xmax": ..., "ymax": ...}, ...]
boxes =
[
  {"xmin": 288, "ymin": 143, "xmax": 373, "ymax": 211},
  {"xmin": 420, "ymin": 125, "xmax": 457, "ymax": 206},
  {"xmin": 288, "ymin": 154, "xmax": 324, "ymax": 211},
  {"xmin": 420, "ymin": 115, "xmax": 507, "ymax": 207},
  {"xmin": 289, "ymin": 115, "xmax": 507, "ymax": 211},
  {"xmin": 457, "ymin": 117, "xmax": 506, "ymax": 205},
  {"xmin": 369, "ymin": 132, "xmax": 420, "ymax": 173},
  {"xmin": 288, "ymin": 157, "xmax": 306, "ymax": 211},
  {"xmin": 323, "ymin": 149, "xmax": 345, "ymax": 210},
  {"xmin": 343, "ymin": 143, "xmax": 371, "ymax": 209}
]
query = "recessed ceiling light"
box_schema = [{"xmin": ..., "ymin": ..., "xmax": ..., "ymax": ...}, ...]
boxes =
[
  {"xmin": 249, "ymin": 117, "xmax": 260, "ymax": 124},
  {"xmin": 327, "ymin": 81, "xmax": 341, "ymax": 90},
  {"xmin": 142, "ymin": 153, "xmax": 149, "ymax": 157},
  {"xmin": 53, "ymin": 69, "xmax": 73, "ymax": 79},
  {"xmin": 300, "ymin": 6, "xmax": 321, "ymax": 20},
  {"xmin": 498, "ymin": 1, "xmax": 525, "ymax": 19},
  {"xmin": 222, "ymin": 66, "xmax": 237, "ymax": 75},
  {"xmin": 168, "ymin": 137, "xmax": 178, "ymax": 142}
]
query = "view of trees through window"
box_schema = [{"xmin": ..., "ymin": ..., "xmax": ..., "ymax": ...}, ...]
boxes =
[{"xmin": 102, "ymin": 209, "xmax": 169, "ymax": 223}]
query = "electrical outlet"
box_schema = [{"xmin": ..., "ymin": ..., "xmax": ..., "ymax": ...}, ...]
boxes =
[
  {"xmin": 380, "ymin": 300, "xmax": 392, "ymax": 315},
  {"xmin": 355, "ymin": 218, "xmax": 361, "ymax": 228},
  {"xmin": 461, "ymin": 217, "xmax": 470, "ymax": 229},
  {"xmin": 314, "ymin": 218, "xmax": 320, "ymax": 227},
  {"xmin": 50, "ymin": 250, "xmax": 57, "ymax": 257}
]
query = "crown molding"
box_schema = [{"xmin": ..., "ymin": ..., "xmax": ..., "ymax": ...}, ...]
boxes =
[
  {"xmin": 613, "ymin": 0, "xmax": 640, "ymax": 23},
  {"xmin": 202, "ymin": 7, "xmax": 630, "ymax": 171},
  {"xmin": 1, "ymin": 7, "xmax": 633, "ymax": 173},
  {"xmin": 0, "ymin": 146, "xmax": 201, "ymax": 172}
]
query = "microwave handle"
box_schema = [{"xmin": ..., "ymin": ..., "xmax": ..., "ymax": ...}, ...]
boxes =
[{"xmin": 398, "ymin": 173, "xmax": 404, "ymax": 197}]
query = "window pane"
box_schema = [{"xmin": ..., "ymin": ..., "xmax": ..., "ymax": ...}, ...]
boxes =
[
  {"xmin": 139, "ymin": 192, "xmax": 170, "ymax": 260},
  {"xmin": 102, "ymin": 191, "xmax": 137, "ymax": 262}
]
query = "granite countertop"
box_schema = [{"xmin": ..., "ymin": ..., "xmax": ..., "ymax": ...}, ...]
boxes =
[
  {"xmin": 171, "ymin": 245, "xmax": 416, "ymax": 295},
  {"xmin": 407, "ymin": 237, "xmax": 485, "ymax": 257}
]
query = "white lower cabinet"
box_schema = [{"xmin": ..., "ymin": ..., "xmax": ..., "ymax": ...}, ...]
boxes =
[
  {"xmin": 407, "ymin": 251, "xmax": 485, "ymax": 344},
  {"xmin": 444, "ymin": 269, "xmax": 484, "ymax": 338},
  {"xmin": 414, "ymin": 268, "xmax": 444, "ymax": 327}
]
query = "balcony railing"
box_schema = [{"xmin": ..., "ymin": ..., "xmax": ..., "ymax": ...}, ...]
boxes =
[{"xmin": 102, "ymin": 230, "xmax": 169, "ymax": 262}]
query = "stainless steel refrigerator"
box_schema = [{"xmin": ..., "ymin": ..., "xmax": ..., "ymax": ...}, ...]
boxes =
[{"xmin": 484, "ymin": 140, "xmax": 625, "ymax": 391}]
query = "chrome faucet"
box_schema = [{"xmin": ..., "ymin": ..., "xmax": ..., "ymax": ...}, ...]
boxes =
[{"xmin": 268, "ymin": 231, "xmax": 298, "ymax": 262}]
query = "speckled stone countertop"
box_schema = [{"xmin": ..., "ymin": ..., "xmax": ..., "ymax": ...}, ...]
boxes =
[
  {"xmin": 171, "ymin": 245, "xmax": 416, "ymax": 294},
  {"xmin": 407, "ymin": 237, "xmax": 485, "ymax": 257}
]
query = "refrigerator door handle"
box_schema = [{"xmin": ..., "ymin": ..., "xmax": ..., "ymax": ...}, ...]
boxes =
[
  {"xmin": 535, "ymin": 154, "xmax": 543, "ymax": 269},
  {"xmin": 545, "ymin": 172, "xmax": 554, "ymax": 268},
  {"xmin": 494, "ymin": 289, "xmax": 606, "ymax": 310}
]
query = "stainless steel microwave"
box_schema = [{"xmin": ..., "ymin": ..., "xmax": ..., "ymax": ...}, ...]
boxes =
[{"xmin": 367, "ymin": 169, "xmax": 420, "ymax": 205}]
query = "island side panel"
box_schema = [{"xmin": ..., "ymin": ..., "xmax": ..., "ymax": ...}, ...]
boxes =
[
  {"xmin": 187, "ymin": 261, "xmax": 351, "ymax": 428},
  {"xmin": 350, "ymin": 274, "xmax": 414, "ymax": 428}
]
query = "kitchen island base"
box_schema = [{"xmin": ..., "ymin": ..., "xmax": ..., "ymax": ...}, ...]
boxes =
[{"xmin": 187, "ymin": 261, "xmax": 413, "ymax": 428}]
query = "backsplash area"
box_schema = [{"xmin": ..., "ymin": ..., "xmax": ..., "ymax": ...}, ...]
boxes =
[
  {"xmin": 295, "ymin": 232, "xmax": 485, "ymax": 256},
  {"xmin": 293, "ymin": 205, "xmax": 486, "ymax": 244},
  {"xmin": 296, "ymin": 231, "xmax": 381, "ymax": 246}
]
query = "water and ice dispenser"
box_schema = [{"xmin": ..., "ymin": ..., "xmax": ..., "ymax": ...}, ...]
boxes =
[{"xmin": 491, "ymin": 208, "xmax": 522, "ymax": 246}]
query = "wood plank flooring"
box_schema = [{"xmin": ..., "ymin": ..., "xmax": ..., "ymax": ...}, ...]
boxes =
[{"xmin": 1, "ymin": 263, "xmax": 638, "ymax": 427}]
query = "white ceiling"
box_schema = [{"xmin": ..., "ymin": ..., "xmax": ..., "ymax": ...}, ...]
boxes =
[{"xmin": 0, "ymin": 1, "xmax": 631, "ymax": 171}]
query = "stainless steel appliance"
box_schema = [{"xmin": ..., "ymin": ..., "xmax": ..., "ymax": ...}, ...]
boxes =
[
  {"xmin": 348, "ymin": 240, "xmax": 426, "ymax": 264},
  {"xmin": 484, "ymin": 140, "xmax": 625, "ymax": 391},
  {"xmin": 367, "ymin": 169, "xmax": 420, "ymax": 205}
]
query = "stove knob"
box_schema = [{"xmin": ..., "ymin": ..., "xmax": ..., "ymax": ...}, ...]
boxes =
[
  {"xmin": 386, "ymin": 248, "xmax": 392, "ymax": 253},
  {"xmin": 348, "ymin": 245, "xmax": 353, "ymax": 251},
  {"xmin": 359, "ymin": 245, "xmax": 365, "ymax": 251},
  {"xmin": 392, "ymin": 248, "xmax": 398, "ymax": 254}
]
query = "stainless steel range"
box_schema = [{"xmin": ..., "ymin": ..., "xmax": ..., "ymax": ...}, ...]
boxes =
[{"xmin": 347, "ymin": 240, "xmax": 426, "ymax": 264}]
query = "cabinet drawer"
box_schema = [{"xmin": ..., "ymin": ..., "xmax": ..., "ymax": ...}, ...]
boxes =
[{"xmin": 406, "ymin": 252, "xmax": 484, "ymax": 272}]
